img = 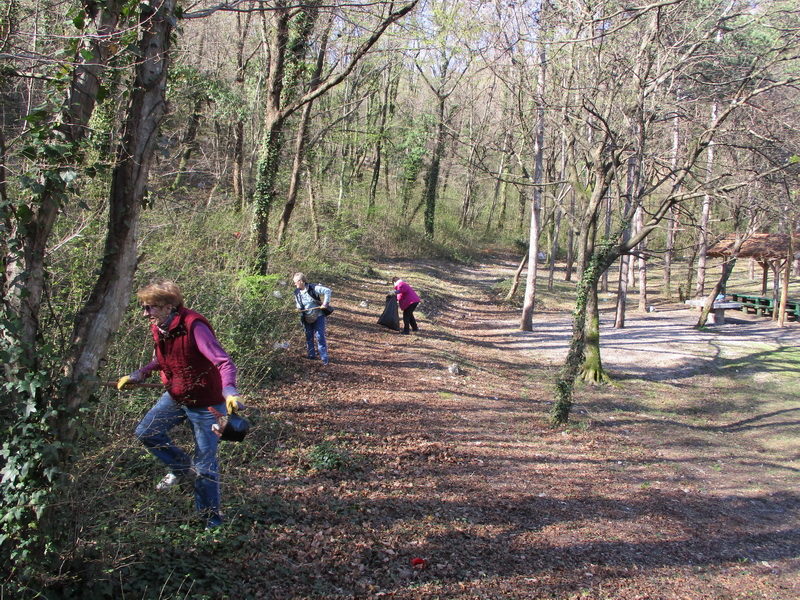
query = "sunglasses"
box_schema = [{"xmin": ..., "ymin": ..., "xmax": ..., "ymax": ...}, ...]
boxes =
[{"xmin": 141, "ymin": 304, "xmax": 163, "ymax": 312}]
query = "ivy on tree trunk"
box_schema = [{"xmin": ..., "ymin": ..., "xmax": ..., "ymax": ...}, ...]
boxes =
[{"xmin": 552, "ymin": 240, "xmax": 619, "ymax": 425}]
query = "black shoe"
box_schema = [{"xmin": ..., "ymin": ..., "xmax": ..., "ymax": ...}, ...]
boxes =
[
  {"xmin": 303, "ymin": 355, "xmax": 317, "ymax": 360},
  {"xmin": 400, "ymin": 330, "xmax": 409, "ymax": 335}
]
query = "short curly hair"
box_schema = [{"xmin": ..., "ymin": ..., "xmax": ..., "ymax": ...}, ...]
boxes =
[{"xmin": 136, "ymin": 280, "xmax": 183, "ymax": 308}]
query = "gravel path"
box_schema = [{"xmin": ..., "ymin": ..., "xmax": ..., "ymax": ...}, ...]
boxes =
[{"xmin": 464, "ymin": 256, "xmax": 800, "ymax": 381}]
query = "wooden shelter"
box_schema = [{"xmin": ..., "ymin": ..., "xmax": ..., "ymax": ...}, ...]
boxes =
[{"xmin": 707, "ymin": 233, "xmax": 800, "ymax": 296}]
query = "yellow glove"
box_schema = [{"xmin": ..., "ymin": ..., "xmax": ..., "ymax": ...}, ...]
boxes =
[
  {"xmin": 225, "ymin": 395, "xmax": 242, "ymax": 414},
  {"xmin": 117, "ymin": 376, "xmax": 132, "ymax": 390}
]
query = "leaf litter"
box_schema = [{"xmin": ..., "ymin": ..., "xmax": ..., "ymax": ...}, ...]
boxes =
[{"xmin": 232, "ymin": 256, "xmax": 799, "ymax": 599}]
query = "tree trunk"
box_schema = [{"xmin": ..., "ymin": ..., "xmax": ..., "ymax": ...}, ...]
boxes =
[
  {"xmin": 552, "ymin": 242, "xmax": 618, "ymax": 424},
  {"xmin": 233, "ymin": 120, "xmax": 245, "ymax": 208},
  {"xmin": 779, "ymin": 228, "xmax": 792, "ymax": 327},
  {"xmin": 663, "ymin": 106, "xmax": 682, "ymax": 299},
  {"xmin": 663, "ymin": 204, "xmax": 677, "ymax": 299},
  {"xmin": 422, "ymin": 95, "xmax": 446, "ymax": 237},
  {"xmin": 252, "ymin": 1, "xmax": 290, "ymax": 274},
  {"xmin": 520, "ymin": 39, "xmax": 546, "ymax": 330},
  {"xmin": 6, "ymin": 0, "xmax": 124, "ymax": 367},
  {"xmin": 682, "ymin": 243, "xmax": 698, "ymax": 301},
  {"xmin": 600, "ymin": 193, "xmax": 611, "ymax": 292},
  {"xmin": 61, "ymin": 0, "xmax": 177, "ymax": 443},
  {"xmin": 506, "ymin": 252, "xmax": 528, "ymax": 302},
  {"xmin": 695, "ymin": 101, "xmax": 718, "ymax": 297},
  {"xmin": 635, "ymin": 206, "xmax": 648, "ymax": 311},
  {"xmin": 459, "ymin": 112, "xmax": 477, "ymax": 228},
  {"xmin": 565, "ymin": 191, "xmax": 576, "ymax": 282},
  {"xmin": 580, "ymin": 278, "xmax": 610, "ymax": 383},
  {"xmin": 615, "ymin": 253, "xmax": 630, "ymax": 328},
  {"xmin": 486, "ymin": 130, "xmax": 509, "ymax": 233},
  {"xmin": 497, "ymin": 168, "xmax": 511, "ymax": 227},
  {"xmin": 306, "ymin": 169, "xmax": 321, "ymax": 242},
  {"xmin": 337, "ymin": 143, "xmax": 349, "ymax": 214},
  {"xmin": 695, "ymin": 255, "xmax": 738, "ymax": 328},
  {"xmin": 232, "ymin": 10, "xmax": 253, "ymax": 208},
  {"xmin": 253, "ymin": 114, "xmax": 285, "ymax": 274},
  {"xmin": 275, "ymin": 104, "xmax": 312, "ymax": 247},
  {"xmin": 695, "ymin": 193, "xmax": 712, "ymax": 297},
  {"xmin": 520, "ymin": 192, "xmax": 540, "ymax": 331},
  {"xmin": 172, "ymin": 94, "xmax": 204, "ymax": 189},
  {"xmin": 275, "ymin": 26, "xmax": 329, "ymax": 246},
  {"xmin": 771, "ymin": 263, "xmax": 780, "ymax": 320}
]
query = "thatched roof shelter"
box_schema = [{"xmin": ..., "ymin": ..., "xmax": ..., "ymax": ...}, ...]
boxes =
[
  {"xmin": 707, "ymin": 233, "xmax": 800, "ymax": 262},
  {"xmin": 707, "ymin": 233, "xmax": 800, "ymax": 296}
]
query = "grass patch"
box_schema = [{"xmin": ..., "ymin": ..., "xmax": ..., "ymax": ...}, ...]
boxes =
[{"xmin": 306, "ymin": 440, "xmax": 353, "ymax": 472}]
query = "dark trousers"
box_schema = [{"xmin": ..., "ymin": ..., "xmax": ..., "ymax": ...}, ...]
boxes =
[{"xmin": 402, "ymin": 302, "xmax": 419, "ymax": 333}]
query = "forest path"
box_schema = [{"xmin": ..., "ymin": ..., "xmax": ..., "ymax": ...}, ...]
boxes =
[{"xmin": 245, "ymin": 255, "xmax": 800, "ymax": 599}]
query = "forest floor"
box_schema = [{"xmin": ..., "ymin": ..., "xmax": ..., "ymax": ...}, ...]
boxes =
[{"xmin": 231, "ymin": 254, "xmax": 799, "ymax": 600}]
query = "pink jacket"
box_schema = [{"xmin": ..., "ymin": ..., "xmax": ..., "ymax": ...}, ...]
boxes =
[{"xmin": 394, "ymin": 280, "xmax": 421, "ymax": 310}]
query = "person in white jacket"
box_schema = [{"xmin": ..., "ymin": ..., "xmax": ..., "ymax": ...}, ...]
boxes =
[{"xmin": 293, "ymin": 272, "xmax": 332, "ymax": 365}]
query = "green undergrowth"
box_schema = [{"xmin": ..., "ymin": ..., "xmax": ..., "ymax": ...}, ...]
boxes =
[
  {"xmin": 35, "ymin": 412, "xmax": 292, "ymax": 598},
  {"xmin": 29, "ymin": 420, "xmax": 370, "ymax": 597}
]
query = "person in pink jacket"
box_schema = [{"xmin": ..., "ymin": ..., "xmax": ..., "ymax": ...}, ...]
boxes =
[{"xmin": 392, "ymin": 277, "xmax": 421, "ymax": 335}]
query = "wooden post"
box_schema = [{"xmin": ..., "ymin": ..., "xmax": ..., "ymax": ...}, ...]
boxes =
[{"xmin": 779, "ymin": 232, "xmax": 792, "ymax": 326}]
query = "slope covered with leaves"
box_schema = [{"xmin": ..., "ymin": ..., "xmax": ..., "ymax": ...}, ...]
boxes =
[{"xmin": 50, "ymin": 254, "xmax": 799, "ymax": 600}]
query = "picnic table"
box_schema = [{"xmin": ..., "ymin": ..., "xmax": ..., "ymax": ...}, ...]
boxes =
[
  {"xmin": 727, "ymin": 293, "xmax": 773, "ymax": 316},
  {"xmin": 684, "ymin": 298, "xmax": 743, "ymax": 325},
  {"xmin": 727, "ymin": 293, "xmax": 800, "ymax": 320}
]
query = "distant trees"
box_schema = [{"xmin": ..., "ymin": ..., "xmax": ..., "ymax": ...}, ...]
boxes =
[
  {"xmin": 250, "ymin": 0, "xmax": 418, "ymax": 273},
  {"xmin": 411, "ymin": 0, "xmax": 471, "ymax": 237}
]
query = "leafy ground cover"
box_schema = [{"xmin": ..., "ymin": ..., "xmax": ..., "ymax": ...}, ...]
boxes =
[{"xmin": 66, "ymin": 254, "xmax": 798, "ymax": 599}]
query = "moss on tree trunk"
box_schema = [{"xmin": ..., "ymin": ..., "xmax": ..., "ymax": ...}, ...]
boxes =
[
  {"xmin": 552, "ymin": 241, "xmax": 618, "ymax": 424},
  {"xmin": 580, "ymin": 285, "xmax": 610, "ymax": 384}
]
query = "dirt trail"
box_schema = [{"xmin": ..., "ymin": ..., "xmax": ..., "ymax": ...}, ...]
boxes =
[{"xmin": 246, "ymin": 256, "xmax": 800, "ymax": 599}]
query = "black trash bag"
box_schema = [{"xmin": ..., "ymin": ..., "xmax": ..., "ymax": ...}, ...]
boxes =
[
  {"xmin": 220, "ymin": 413, "xmax": 250, "ymax": 442},
  {"xmin": 377, "ymin": 293, "xmax": 400, "ymax": 331},
  {"xmin": 209, "ymin": 407, "xmax": 251, "ymax": 442}
]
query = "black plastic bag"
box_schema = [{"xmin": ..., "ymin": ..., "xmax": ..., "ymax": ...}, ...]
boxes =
[
  {"xmin": 209, "ymin": 407, "xmax": 251, "ymax": 442},
  {"xmin": 377, "ymin": 293, "xmax": 400, "ymax": 330},
  {"xmin": 220, "ymin": 414, "xmax": 250, "ymax": 442}
]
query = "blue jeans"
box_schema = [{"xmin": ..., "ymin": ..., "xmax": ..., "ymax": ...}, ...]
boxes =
[
  {"xmin": 303, "ymin": 315, "xmax": 328, "ymax": 364},
  {"xmin": 135, "ymin": 392, "xmax": 225, "ymax": 527}
]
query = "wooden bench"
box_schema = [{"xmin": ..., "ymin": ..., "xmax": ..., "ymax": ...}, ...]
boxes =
[
  {"xmin": 684, "ymin": 298, "xmax": 743, "ymax": 325},
  {"xmin": 727, "ymin": 294, "xmax": 800, "ymax": 320},
  {"xmin": 728, "ymin": 293, "xmax": 773, "ymax": 316},
  {"xmin": 783, "ymin": 299, "xmax": 800, "ymax": 321}
]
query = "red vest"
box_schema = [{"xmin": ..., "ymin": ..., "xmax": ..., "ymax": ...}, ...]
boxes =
[{"xmin": 151, "ymin": 307, "xmax": 223, "ymax": 407}]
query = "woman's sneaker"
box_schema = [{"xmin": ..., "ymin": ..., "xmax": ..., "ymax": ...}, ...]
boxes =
[{"xmin": 156, "ymin": 472, "xmax": 180, "ymax": 490}]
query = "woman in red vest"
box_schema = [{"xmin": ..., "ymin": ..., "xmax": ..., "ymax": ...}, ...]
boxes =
[{"xmin": 117, "ymin": 281, "xmax": 241, "ymax": 529}]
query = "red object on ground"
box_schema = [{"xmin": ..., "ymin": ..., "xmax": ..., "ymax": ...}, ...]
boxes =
[{"xmin": 410, "ymin": 557, "xmax": 427, "ymax": 569}]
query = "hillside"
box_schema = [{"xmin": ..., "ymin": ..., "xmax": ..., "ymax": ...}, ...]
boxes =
[{"xmin": 203, "ymin": 255, "xmax": 800, "ymax": 599}]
